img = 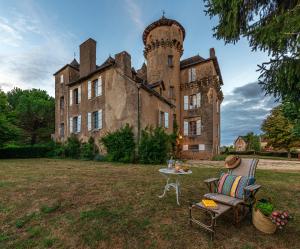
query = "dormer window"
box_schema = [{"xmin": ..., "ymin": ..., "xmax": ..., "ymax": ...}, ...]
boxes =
[{"xmin": 60, "ymin": 74, "xmax": 64, "ymax": 83}]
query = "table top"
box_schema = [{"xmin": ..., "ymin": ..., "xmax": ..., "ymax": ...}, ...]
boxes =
[
  {"xmin": 193, "ymin": 201, "xmax": 231, "ymax": 216},
  {"xmin": 159, "ymin": 168, "xmax": 192, "ymax": 175}
]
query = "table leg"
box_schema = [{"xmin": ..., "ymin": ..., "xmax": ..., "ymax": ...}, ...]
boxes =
[{"xmin": 158, "ymin": 177, "xmax": 170, "ymax": 198}]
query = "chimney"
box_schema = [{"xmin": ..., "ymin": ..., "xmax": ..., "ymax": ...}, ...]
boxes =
[
  {"xmin": 115, "ymin": 51, "xmax": 132, "ymax": 78},
  {"xmin": 209, "ymin": 48, "xmax": 216, "ymax": 58},
  {"xmin": 79, "ymin": 38, "xmax": 96, "ymax": 77}
]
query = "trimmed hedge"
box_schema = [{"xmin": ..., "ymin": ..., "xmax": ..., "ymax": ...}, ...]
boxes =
[
  {"xmin": 0, "ymin": 145, "xmax": 52, "ymax": 159},
  {"xmin": 227, "ymin": 151, "xmax": 298, "ymax": 158}
]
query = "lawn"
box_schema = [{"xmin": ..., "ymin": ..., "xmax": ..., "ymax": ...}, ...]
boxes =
[{"xmin": 0, "ymin": 159, "xmax": 299, "ymax": 249}]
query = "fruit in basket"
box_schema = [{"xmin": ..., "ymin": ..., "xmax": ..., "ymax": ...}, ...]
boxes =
[{"xmin": 175, "ymin": 165, "xmax": 181, "ymax": 172}]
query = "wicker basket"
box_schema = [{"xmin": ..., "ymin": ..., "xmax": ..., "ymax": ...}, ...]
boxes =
[{"xmin": 252, "ymin": 208, "xmax": 277, "ymax": 234}]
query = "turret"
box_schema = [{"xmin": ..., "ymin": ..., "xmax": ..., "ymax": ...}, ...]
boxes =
[{"xmin": 142, "ymin": 16, "xmax": 185, "ymax": 122}]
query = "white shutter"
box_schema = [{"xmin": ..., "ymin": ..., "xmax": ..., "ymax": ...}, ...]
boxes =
[
  {"xmin": 184, "ymin": 121, "xmax": 189, "ymax": 136},
  {"xmin": 69, "ymin": 89, "xmax": 73, "ymax": 106},
  {"xmin": 191, "ymin": 68, "xmax": 196, "ymax": 81},
  {"xmin": 164, "ymin": 112, "xmax": 169, "ymax": 128},
  {"xmin": 184, "ymin": 96, "xmax": 188, "ymax": 110},
  {"xmin": 78, "ymin": 115, "xmax": 81, "ymax": 132},
  {"xmin": 60, "ymin": 74, "xmax": 64, "ymax": 83},
  {"xmin": 196, "ymin": 119, "xmax": 201, "ymax": 135},
  {"xmin": 183, "ymin": 145, "xmax": 188, "ymax": 151},
  {"xmin": 98, "ymin": 76, "xmax": 102, "ymax": 96},
  {"xmin": 87, "ymin": 112, "xmax": 92, "ymax": 131},
  {"xmin": 98, "ymin": 109, "xmax": 102, "ymax": 129},
  {"xmin": 88, "ymin": 81, "xmax": 91, "ymax": 99},
  {"xmin": 196, "ymin": 93, "xmax": 201, "ymax": 107},
  {"xmin": 199, "ymin": 144, "xmax": 205, "ymax": 151},
  {"xmin": 188, "ymin": 69, "xmax": 192, "ymax": 82},
  {"xmin": 69, "ymin": 117, "xmax": 73, "ymax": 133},
  {"xmin": 78, "ymin": 85, "xmax": 81, "ymax": 104}
]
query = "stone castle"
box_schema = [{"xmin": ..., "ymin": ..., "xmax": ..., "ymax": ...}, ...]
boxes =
[{"xmin": 54, "ymin": 16, "xmax": 223, "ymax": 159}]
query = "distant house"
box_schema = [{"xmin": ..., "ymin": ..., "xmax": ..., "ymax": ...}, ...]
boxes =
[{"xmin": 234, "ymin": 136, "xmax": 247, "ymax": 151}]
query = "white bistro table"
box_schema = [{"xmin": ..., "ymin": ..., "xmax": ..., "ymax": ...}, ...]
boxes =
[{"xmin": 158, "ymin": 168, "xmax": 192, "ymax": 205}]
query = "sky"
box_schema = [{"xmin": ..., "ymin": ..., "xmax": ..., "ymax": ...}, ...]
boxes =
[{"xmin": 0, "ymin": 0, "xmax": 278, "ymax": 145}]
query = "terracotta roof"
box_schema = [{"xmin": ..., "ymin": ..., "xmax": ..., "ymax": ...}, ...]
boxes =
[
  {"xmin": 180, "ymin": 55, "xmax": 205, "ymax": 68},
  {"xmin": 143, "ymin": 16, "xmax": 185, "ymax": 45}
]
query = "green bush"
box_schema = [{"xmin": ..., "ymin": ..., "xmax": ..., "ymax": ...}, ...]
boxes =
[
  {"xmin": 64, "ymin": 135, "xmax": 81, "ymax": 159},
  {"xmin": 100, "ymin": 124, "xmax": 135, "ymax": 163},
  {"xmin": 212, "ymin": 154, "xmax": 227, "ymax": 161},
  {"xmin": 0, "ymin": 144, "xmax": 52, "ymax": 159},
  {"xmin": 80, "ymin": 137, "xmax": 96, "ymax": 160},
  {"xmin": 138, "ymin": 127, "xmax": 172, "ymax": 164}
]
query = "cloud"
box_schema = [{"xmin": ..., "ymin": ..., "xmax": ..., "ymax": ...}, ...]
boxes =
[
  {"xmin": 125, "ymin": 0, "xmax": 144, "ymax": 30},
  {"xmin": 0, "ymin": 3, "xmax": 75, "ymax": 96},
  {"xmin": 221, "ymin": 82, "xmax": 279, "ymax": 145}
]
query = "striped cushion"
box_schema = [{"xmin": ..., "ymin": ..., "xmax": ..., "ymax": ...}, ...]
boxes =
[{"xmin": 217, "ymin": 173, "xmax": 255, "ymax": 199}]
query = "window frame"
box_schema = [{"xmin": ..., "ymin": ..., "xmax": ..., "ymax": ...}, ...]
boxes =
[{"xmin": 168, "ymin": 55, "xmax": 173, "ymax": 67}]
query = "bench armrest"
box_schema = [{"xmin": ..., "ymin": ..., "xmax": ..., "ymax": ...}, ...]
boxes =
[
  {"xmin": 204, "ymin": 178, "xmax": 219, "ymax": 184},
  {"xmin": 244, "ymin": 184, "xmax": 261, "ymax": 192}
]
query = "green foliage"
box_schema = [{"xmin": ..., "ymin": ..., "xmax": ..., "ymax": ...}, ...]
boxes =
[
  {"xmin": 256, "ymin": 200, "xmax": 274, "ymax": 217},
  {"xmin": 80, "ymin": 137, "xmax": 96, "ymax": 160},
  {"xmin": 138, "ymin": 126, "xmax": 172, "ymax": 164},
  {"xmin": 100, "ymin": 124, "xmax": 135, "ymax": 163},
  {"xmin": 261, "ymin": 105, "xmax": 300, "ymax": 153},
  {"xmin": 243, "ymin": 132, "xmax": 261, "ymax": 152},
  {"xmin": 212, "ymin": 154, "xmax": 227, "ymax": 161},
  {"xmin": 64, "ymin": 135, "xmax": 81, "ymax": 159},
  {"xmin": 0, "ymin": 145, "xmax": 53, "ymax": 159},
  {"xmin": 204, "ymin": 1, "xmax": 300, "ymax": 104}
]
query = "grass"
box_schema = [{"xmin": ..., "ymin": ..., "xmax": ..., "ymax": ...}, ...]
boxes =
[{"xmin": 0, "ymin": 159, "xmax": 299, "ymax": 249}]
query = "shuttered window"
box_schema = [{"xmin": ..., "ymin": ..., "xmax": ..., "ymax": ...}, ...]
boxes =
[
  {"xmin": 98, "ymin": 109, "xmax": 102, "ymax": 129},
  {"xmin": 69, "ymin": 117, "xmax": 73, "ymax": 133},
  {"xmin": 98, "ymin": 76, "xmax": 102, "ymax": 96},
  {"xmin": 196, "ymin": 119, "xmax": 201, "ymax": 135},
  {"xmin": 184, "ymin": 96, "xmax": 188, "ymax": 110},
  {"xmin": 88, "ymin": 81, "xmax": 92, "ymax": 99},
  {"xmin": 69, "ymin": 89, "xmax": 73, "ymax": 106},
  {"xmin": 188, "ymin": 68, "xmax": 196, "ymax": 82},
  {"xmin": 78, "ymin": 86, "xmax": 81, "ymax": 104},
  {"xmin": 164, "ymin": 112, "xmax": 169, "ymax": 128},
  {"xmin": 60, "ymin": 74, "xmax": 64, "ymax": 83},
  {"xmin": 184, "ymin": 120, "xmax": 189, "ymax": 136},
  {"xmin": 77, "ymin": 115, "xmax": 81, "ymax": 132},
  {"xmin": 196, "ymin": 93, "xmax": 201, "ymax": 107},
  {"xmin": 87, "ymin": 112, "xmax": 92, "ymax": 131},
  {"xmin": 183, "ymin": 145, "xmax": 188, "ymax": 151},
  {"xmin": 199, "ymin": 144, "xmax": 205, "ymax": 151}
]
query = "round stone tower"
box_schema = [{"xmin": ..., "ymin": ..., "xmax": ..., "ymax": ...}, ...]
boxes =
[{"xmin": 143, "ymin": 16, "xmax": 185, "ymax": 122}]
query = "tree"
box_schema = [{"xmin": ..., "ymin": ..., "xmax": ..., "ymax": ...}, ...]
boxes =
[
  {"xmin": 8, "ymin": 89, "xmax": 55, "ymax": 145},
  {"xmin": 0, "ymin": 90, "xmax": 19, "ymax": 146},
  {"xmin": 261, "ymin": 105, "xmax": 300, "ymax": 156},
  {"xmin": 244, "ymin": 132, "xmax": 261, "ymax": 152}
]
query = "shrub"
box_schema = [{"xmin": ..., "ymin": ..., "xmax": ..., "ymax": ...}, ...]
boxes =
[
  {"xmin": 138, "ymin": 127, "xmax": 171, "ymax": 164},
  {"xmin": 64, "ymin": 135, "xmax": 81, "ymax": 159},
  {"xmin": 80, "ymin": 138, "xmax": 95, "ymax": 160},
  {"xmin": 94, "ymin": 153, "xmax": 107, "ymax": 162},
  {"xmin": 100, "ymin": 124, "xmax": 135, "ymax": 163},
  {"xmin": 0, "ymin": 144, "xmax": 52, "ymax": 159},
  {"xmin": 212, "ymin": 154, "xmax": 227, "ymax": 161}
]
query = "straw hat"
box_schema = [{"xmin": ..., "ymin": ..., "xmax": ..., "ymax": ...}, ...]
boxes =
[{"xmin": 225, "ymin": 155, "xmax": 241, "ymax": 169}]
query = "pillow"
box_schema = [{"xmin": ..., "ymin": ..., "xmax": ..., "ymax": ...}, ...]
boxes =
[{"xmin": 217, "ymin": 173, "xmax": 255, "ymax": 199}]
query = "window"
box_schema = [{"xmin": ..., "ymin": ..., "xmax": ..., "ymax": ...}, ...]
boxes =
[
  {"xmin": 168, "ymin": 55, "xmax": 173, "ymax": 67},
  {"xmin": 60, "ymin": 97, "xmax": 64, "ymax": 110},
  {"xmin": 70, "ymin": 115, "xmax": 81, "ymax": 133},
  {"xmin": 88, "ymin": 81, "xmax": 92, "ymax": 99},
  {"xmin": 184, "ymin": 119, "xmax": 201, "ymax": 136},
  {"xmin": 189, "ymin": 121, "xmax": 197, "ymax": 136},
  {"xmin": 93, "ymin": 111, "xmax": 99, "ymax": 129},
  {"xmin": 88, "ymin": 110, "xmax": 102, "ymax": 130},
  {"xmin": 216, "ymin": 100, "xmax": 219, "ymax": 113},
  {"xmin": 198, "ymin": 144, "xmax": 205, "ymax": 151},
  {"xmin": 184, "ymin": 96, "xmax": 188, "ymax": 110},
  {"xmin": 169, "ymin": 86, "xmax": 174, "ymax": 99},
  {"xmin": 188, "ymin": 67, "xmax": 196, "ymax": 82},
  {"xmin": 60, "ymin": 74, "xmax": 64, "ymax": 83},
  {"xmin": 183, "ymin": 145, "xmax": 188, "ymax": 151},
  {"xmin": 93, "ymin": 79, "xmax": 98, "ymax": 97},
  {"xmin": 164, "ymin": 112, "xmax": 169, "ymax": 128},
  {"xmin": 74, "ymin": 89, "xmax": 79, "ymax": 104},
  {"xmin": 60, "ymin": 123, "xmax": 64, "ymax": 137},
  {"xmin": 88, "ymin": 76, "xmax": 102, "ymax": 99},
  {"xmin": 159, "ymin": 111, "xmax": 164, "ymax": 126},
  {"xmin": 188, "ymin": 93, "xmax": 201, "ymax": 109},
  {"xmin": 189, "ymin": 144, "xmax": 199, "ymax": 151}
]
